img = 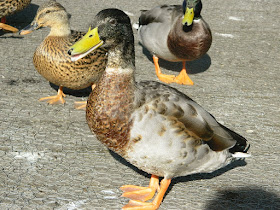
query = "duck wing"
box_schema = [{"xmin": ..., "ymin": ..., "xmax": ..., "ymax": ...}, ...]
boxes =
[
  {"xmin": 139, "ymin": 5, "xmax": 182, "ymax": 26},
  {"xmin": 135, "ymin": 81, "xmax": 247, "ymax": 152}
]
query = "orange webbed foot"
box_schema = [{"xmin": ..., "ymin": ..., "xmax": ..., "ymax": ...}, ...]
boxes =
[
  {"xmin": 39, "ymin": 86, "xmax": 66, "ymax": 105},
  {"xmin": 153, "ymin": 56, "xmax": 175, "ymax": 84},
  {"xmin": 122, "ymin": 176, "xmax": 171, "ymax": 210},
  {"xmin": 0, "ymin": 22, "xmax": 18, "ymax": 33},
  {"xmin": 173, "ymin": 61, "xmax": 194, "ymax": 85},
  {"xmin": 121, "ymin": 175, "xmax": 159, "ymax": 202},
  {"xmin": 74, "ymin": 101, "xmax": 87, "ymax": 110}
]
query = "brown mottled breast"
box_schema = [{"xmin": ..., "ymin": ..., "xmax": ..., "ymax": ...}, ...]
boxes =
[
  {"xmin": 86, "ymin": 72, "xmax": 134, "ymax": 155},
  {"xmin": 0, "ymin": 0, "xmax": 31, "ymax": 18},
  {"xmin": 33, "ymin": 30, "xmax": 107, "ymax": 90},
  {"xmin": 167, "ymin": 17, "xmax": 212, "ymax": 61}
]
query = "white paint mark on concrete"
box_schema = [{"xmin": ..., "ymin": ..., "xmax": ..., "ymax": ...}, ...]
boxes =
[
  {"xmin": 14, "ymin": 152, "xmax": 44, "ymax": 163},
  {"xmin": 101, "ymin": 189, "xmax": 116, "ymax": 195},
  {"xmin": 246, "ymin": 130, "xmax": 254, "ymax": 133},
  {"xmin": 215, "ymin": 33, "xmax": 235, "ymax": 38},
  {"xmin": 59, "ymin": 199, "xmax": 88, "ymax": 210},
  {"xmin": 104, "ymin": 196, "xmax": 118, "ymax": 199},
  {"xmin": 101, "ymin": 189, "xmax": 118, "ymax": 199},
  {"xmin": 229, "ymin": 16, "xmax": 244, "ymax": 21}
]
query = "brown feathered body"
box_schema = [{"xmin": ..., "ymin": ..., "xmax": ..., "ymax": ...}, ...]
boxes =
[{"xmin": 34, "ymin": 31, "xmax": 107, "ymax": 90}]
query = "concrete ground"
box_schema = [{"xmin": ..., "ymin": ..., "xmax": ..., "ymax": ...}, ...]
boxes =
[{"xmin": 0, "ymin": 0, "xmax": 279, "ymax": 209}]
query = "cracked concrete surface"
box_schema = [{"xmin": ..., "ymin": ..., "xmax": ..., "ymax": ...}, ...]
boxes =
[{"xmin": 0, "ymin": 0, "xmax": 279, "ymax": 209}]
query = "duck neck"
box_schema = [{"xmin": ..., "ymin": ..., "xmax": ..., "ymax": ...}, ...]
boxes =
[
  {"xmin": 88, "ymin": 40, "xmax": 136, "ymax": 154},
  {"xmin": 48, "ymin": 22, "xmax": 71, "ymax": 37},
  {"xmin": 102, "ymin": 36, "xmax": 136, "ymax": 83}
]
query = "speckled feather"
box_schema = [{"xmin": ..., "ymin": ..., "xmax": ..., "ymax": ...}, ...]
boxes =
[{"xmin": 0, "ymin": 0, "xmax": 31, "ymax": 18}]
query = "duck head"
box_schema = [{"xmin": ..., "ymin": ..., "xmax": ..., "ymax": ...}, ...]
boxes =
[
  {"xmin": 68, "ymin": 9, "xmax": 134, "ymax": 63},
  {"xmin": 19, "ymin": 0, "xmax": 71, "ymax": 36},
  {"xmin": 182, "ymin": 0, "xmax": 202, "ymax": 26}
]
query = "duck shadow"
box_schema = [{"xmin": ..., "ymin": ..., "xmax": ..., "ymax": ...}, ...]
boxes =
[
  {"xmin": 205, "ymin": 187, "xmax": 280, "ymax": 209},
  {"xmin": 109, "ymin": 149, "xmax": 248, "ymax": 185},
  {"xmin": 109, "ymin": 150, "xmax": 280, "ymax": 208},
  {"xmin": 50, "ymin": 83, "xmax": 92, "ymax": 98},
  {"xmin": 0, "ymin": 3, "xmax": 39, "ymax": 36},
  {"xmin": 140, "ymin": 43, "xmax": 211, "ymax": 74}
]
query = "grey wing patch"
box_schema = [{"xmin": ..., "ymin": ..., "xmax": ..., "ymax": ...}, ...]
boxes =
[
  {"xmin": 139, "ymin": 5, "xmax": 179, "ymax": 26},
  {"xmin": 135, "ymin": 81, "xmax": 237, "ymax": 151}
]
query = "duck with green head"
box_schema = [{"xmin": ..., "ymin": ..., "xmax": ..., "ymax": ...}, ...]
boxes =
[
  {"xmin": 68, "ymin": 8, "xmax": 249, "ymax": 210},
  {"xmin": 137, "ymin": 0, "xmax": 212, "ymax": 85},
  {"xmin": 19, "ymin": 0, "xmax": 107, "ymax": 108}
]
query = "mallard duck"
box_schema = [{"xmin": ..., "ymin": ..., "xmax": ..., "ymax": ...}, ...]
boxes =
[
  {"xmin": 137, "ymin": 0, "xmax": 212, "ymax": 85},
  {"xmin": 19, "ymin": 0, "xmax": 107, "ymax": 107},
  {"xmin": 68, "ymin": 9, "xmax": 250, "ymax": 210},
  {"xmin": 0, "ymin": 0, "xmax": 31, "ymax": 32}
]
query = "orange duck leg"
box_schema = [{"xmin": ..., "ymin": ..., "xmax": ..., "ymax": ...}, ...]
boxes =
[
  {"xmin": 173, "ymin": 61, "xmax": 194, "ymax": 85},
  {"xmin": 39, "ymin": 86, "xmax": 66, "ymax": 105},
  {"xmin": 0, "ymin": 17, "xmax": 19, "ymax": 33},
  {"xmin": 122, "ymin": 176, "xmax": 171, "ymax": 210},
  {"xmin": 153, "ymin": 56, "xmax": 175, "ymax": 84}
]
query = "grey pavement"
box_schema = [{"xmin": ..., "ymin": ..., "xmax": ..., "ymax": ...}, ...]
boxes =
[{"xmin": 0, "ymin": 0, "xmax": 279, "ymax": 209}]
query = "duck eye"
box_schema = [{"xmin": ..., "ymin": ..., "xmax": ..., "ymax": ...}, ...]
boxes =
[
  {"xmin": 89, "ymin": 34, "xmax": 93, "ymax": 37},
  {"xmin": 109, "ymin": 19, "xmax": 117, "ymax": 25},
  {"xmin": 45, "ymin": 10, "xmax": 51, "ymax": 14}
]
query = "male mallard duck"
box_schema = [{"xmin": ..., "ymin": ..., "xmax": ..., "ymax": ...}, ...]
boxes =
[
  {"xmin": 0, "ymin": 0, "xmax": 31, "ymax": 32},
  {"xmin": 68, "ymin": 9, "xmax": 250, "ymax": 210},
  {"xmin": 137, "ymin": 0, "xmax": 212, "ymax": 85},
  {"xmin": 19, "ymin": 0, "xmax": 107, "ymax": 107}
]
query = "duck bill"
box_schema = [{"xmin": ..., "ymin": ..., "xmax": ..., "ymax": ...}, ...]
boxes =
[
  {"xmin": 19, "ymin": 21, "xmax": 39, "ymax": 35},
  {"xmin": 69, "ymin": 27, "xmax": 104, "ymax": 62},
  {"xmin": 182, "ymin": 7, "xmax": 194, "ymax": 26}
]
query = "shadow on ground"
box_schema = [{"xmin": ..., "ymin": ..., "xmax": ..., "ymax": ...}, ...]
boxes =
[
  {"xmin": 205, "ymin": 187, "xmax": 280, "ymax": 209},
  {"xmin": 0, "ymin": 3, "xmax": 39, "ymax": 36},
  {"xmin": 140, "ymin": 43, "xmax": 212, "ymax": 74},
  {"xmin": 110, "ymin": 150, "xmax": 280, "ymax": 209},
  {"xmin": 50, "ymin": 83, "xmax": 92, "ymax": 97},
  {"xmin": 109, "ymin": 149, "xmax": 248, "ymax": 185}
]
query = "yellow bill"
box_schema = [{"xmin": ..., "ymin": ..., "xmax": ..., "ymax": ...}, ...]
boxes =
[
  {"xmin": 69, "ymin": 27, "xmax": 104, "ymax": 62},
  {"xmin": 182, "ymin": 7, "xmax": 194, "ymax": 26}
]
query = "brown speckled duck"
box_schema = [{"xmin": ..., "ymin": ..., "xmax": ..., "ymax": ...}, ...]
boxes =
[
  {"xmin": 136, "ymin": 0, "xmax": 212, "ymax": 85},
  {"xmin": 0, "ymin": 0, "xmax": 31, "ymax": 32},
  {"xmin": 19, "ymin": 0, "xmax": 107, "ymax": 107},
  {"xmin": 68, "ymin": 9, "xmax": 250, "ymax": 210}
]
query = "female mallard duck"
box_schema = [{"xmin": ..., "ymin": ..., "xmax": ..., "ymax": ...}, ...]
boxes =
[
  {"xmin": 137, "ymin": 0, "xmax": 212, "ymax": 85},
  {"xmin": 0, "ymin": 0, "xmax": 31, "ymax": 32},
  {"xmin": 19, "ymin": 0, "xmax": 107, "ymax": 107},
  {"xmin": 68, "ymin": 9, "xmax": 250, "ymax": 210}
]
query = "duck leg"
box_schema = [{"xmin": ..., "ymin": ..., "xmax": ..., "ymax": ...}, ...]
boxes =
[
  {"xmin": 39, "ymin": 86, "xmax": 66, "ymax": 104},
  {"xmin": 121, "ymin": 175, "xmax": 159, "ymax": 202},
  {"xmin": 122, "ymin": 177, "xmax": 171, "ymax": 210},
  {"xmin": 153, "ymin": 56, "xmax": 175, "ymax": 84},
  {"xmin": 173, "ymin": 61, "xmax": 194, "ymax": 85},
  {"xmin": 0, "ymin": 17, "xmax": 18, "ymax": 33},
  {"xmin": 74, "ymin": 84, "xmax": 96, "ymax": 110}
]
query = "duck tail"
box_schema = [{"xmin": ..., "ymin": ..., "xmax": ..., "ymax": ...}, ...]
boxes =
[{"xmin": 218, "ymin": 123, "xmax": 251, "ymax": 157}]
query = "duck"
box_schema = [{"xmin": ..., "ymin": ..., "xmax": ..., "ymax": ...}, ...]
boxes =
[
  {"xmin": 19, "ymin": 0, "xmax": 107, "ymax": 108},
  {"xmin": 0, "ymin": 0, "xmax": 31, "ymax": 33},
  {"xmin": 136, "ymin": 0, "xmax": 212, "ymax": 85},
  {"xmin": 68, "ymin": 9, "xmax": 250, "ymax": 210}
]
